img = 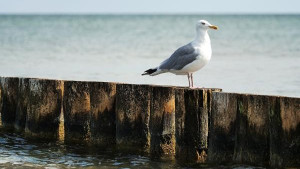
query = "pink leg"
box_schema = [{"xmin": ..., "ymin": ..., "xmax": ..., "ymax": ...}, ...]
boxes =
[
  {"xmin": 187, "ymin": 74, "xmax": 191, "ymax": 87},
  {"xmin": 191, "ymin": 73, "xmax": 194, "ymax": 88},
  {"xmin": 189, "ymin": 73, "xmax": 204, "ymax": 89}
]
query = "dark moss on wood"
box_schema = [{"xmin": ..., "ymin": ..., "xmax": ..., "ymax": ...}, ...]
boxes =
[
  {"xmin": 175, "ymin": 88, "xmax": 217, "ymax": 163},
  {"xmin": 269, "ymin": 97, "xmax": 300, "ymax": 168},
  {"xmin": 25, "ymin": 79, "xmax": 63, "ymax": 139},
  {"xmin": 208, "ymin": 92, "xmax": 238, "ymax": 163},
  {"xmin": 15, "ymin": 78, "xmax": 30, "ymax": 130},
  {"xmin": 63, "ymin": 81, "xmax": 91, "ymax": 142},
  {"xmin": 90, "ymin": 82, "xmax": 117, "ymax": 145},
  {"xmin": 234, "ymin": 94, "xmax": 270, "ymax": 166},
  {"xmin": 0, "ymin": 80, "xmax": 2, "ymax": 126},
  {"xmin": 0, "ymin": 77, "xmax": 19, "ymax": 127},
  {"xmin": 115, "ymin": 84, "xmax": 152, "ymax": 151},
  {"xmin": 1, "ymin": 76, "xmax": 300, "ymax": 168},
  {"xmin": 207, "ymin": 89, "xmax": 222, "ymax": 144}
]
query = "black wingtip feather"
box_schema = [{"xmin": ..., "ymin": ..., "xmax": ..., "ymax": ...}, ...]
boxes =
[{"xmin": 142, "ymin": 68, "xmax": 157, "ymax": 75}]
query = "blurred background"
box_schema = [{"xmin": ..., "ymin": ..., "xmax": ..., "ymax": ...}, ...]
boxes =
[
  {"xmin": 0, "ymin": 1, "xmax": 300, "ymax": 168},
  {"xmin": 0, "ymin": 0, "xmax": 299, "ymax": 97}
]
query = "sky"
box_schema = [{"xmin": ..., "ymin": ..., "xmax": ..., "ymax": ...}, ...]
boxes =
[{"xmin": 0, "ymin": 0, "xmax": 299, "ymax": 14}]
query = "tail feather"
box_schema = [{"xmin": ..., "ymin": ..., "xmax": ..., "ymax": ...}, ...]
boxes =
[{"xmin": 142, "ymin": 68, "xmax": 158, "ymax": 76}]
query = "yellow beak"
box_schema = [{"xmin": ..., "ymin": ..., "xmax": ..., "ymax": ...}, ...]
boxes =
[{"xmin": 209, "ymin": 25, "xmax": 218, "ymax": 30}]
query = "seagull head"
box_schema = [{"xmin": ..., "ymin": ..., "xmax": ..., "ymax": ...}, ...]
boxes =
[{"xmin": 196, "ymin": 20, "xmax": 218, "ymax": 31}]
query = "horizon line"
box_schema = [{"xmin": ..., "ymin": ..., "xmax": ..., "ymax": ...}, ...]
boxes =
[{"xmin": 0, "ymin": 12, "xmax": 299, "ymax": 15}]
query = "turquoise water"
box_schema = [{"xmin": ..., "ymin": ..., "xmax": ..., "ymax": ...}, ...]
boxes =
[{"xmin": 0, "ymin": 15, "xmax": 300, "ymax": 97}]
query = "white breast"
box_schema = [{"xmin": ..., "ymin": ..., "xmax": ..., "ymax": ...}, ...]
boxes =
[
  {"xmin": 168, "ymin": 30, "xmax": 212, "ymax": 75},
  {"xmin": 179, "ymin": 40, "xmax": 212, "ymax": 74}
]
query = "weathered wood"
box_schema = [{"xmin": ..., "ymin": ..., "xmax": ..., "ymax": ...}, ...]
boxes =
[
  {"xmin": 0, "ymin": 77, "xmax": 19, "ymax": 127},
  {"xmin": 207, "ymin": 89, "xmax": 222, "ymax": 138},
  {"xmin": 1, "ymin": 76, "xmax": 300, "ymax": 168},
  {"xmin": 25, "ymin": 79, "xmax": 63, "ymax": 139},
  {"xmin": 90, "ymin": 82, "xmax": 117, "ymax": 145},
  {"xmin": 63, "ymin": 81, "xmax": 91, "ymax": 142},
  {"xmin": 234, "ymin": 94, "xmax": 270, "ymax": 166},
  {"xmin": 115, "ymin": 84, "xmax": 152, "ymax": 151},
  {"xmin": 0, "ymin": 79, "xmax": 2, "ymax": 126},
  {"xmin": 269, "ymin": 97, "xmax": 300, "ymax": 168},
  {"xmin": 208, "ymin": 92, "xmax": 238, "ymax": 163},
  {"xmin": 15, "ymin": 78, "xmax": 30, "ymax": 130},
  {"xmin": 175, "ymin": 88, "xmax": 219, "ymax": 163},
  {"xmin": 150, "ymin": 86, "xmax": 175, "ymax": 158}
]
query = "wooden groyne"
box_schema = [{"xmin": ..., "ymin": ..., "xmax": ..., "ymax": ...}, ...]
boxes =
[{"xmin": 0, "ymin": 76, "xmax": 299, "ymax": 168}]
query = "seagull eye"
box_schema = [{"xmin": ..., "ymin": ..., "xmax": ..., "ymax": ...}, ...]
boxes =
[{"xmin": 201, "ymin": 22, "xmax": 205, "ymax": 25}]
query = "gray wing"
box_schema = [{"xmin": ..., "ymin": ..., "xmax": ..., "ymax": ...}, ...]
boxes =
[{"xmin": 159, "ymin": 43, "xmax": 198, "ymax": 70}]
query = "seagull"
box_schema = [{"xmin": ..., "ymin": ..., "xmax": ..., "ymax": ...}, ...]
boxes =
[{"xmin": 142, "ymin": 20, "xmax": 218, "ymax": 88}]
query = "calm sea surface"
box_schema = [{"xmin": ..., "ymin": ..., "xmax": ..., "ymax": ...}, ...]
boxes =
[
  {"xmin": 0, "ymin": 128, "xmax": 265, "ymax": 169},
  {"xmin": 0, "ymin": 15, "xmax": 299, "ymax": 168},
  {"xmin": 0, "ymin": 15, "xmax": 299, "ymax": 97}
]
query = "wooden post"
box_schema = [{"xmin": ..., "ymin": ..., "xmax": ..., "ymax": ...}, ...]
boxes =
[
  {"xmin": 0, "ymin": 78, "xmax": 2, "ymax": 126},
  {"xmin": 150, "ymin": 86, "xmax": 175, "ymax": 158},
  {"xmin": 25, "ymin": 79, "xmax": 63, "ymax": 139},
  {"xmin": 208, "ymin": 92, "xmax": 238, "ymax": 163},
  {"xmin": 15, "ymin": 78, "xmax": 30, "ymax": 130},
  {"xmin": 90, "ymin": 82, "xmax": 117, "ymax": 145},
  {"xmin": 115, "ymin": 84, "xmax": 152, "ymax": 151},
  {"xmin": 269, "ymin": 96, "xmax": 300, "ymax": 168},
  {"xmin": 207, "ymin": 89, "xmax": 222, "ymax": 138},
  {"xmin": 175, "ymin": 88, "xmax": 218, "ymax": 163},
  {"xmin": 234, "ymin": 94, "xmax": 270, "ymax": 166},
  {"xmin": 0, "ymin": 77, "xmax": 19, "ymax": 128},
  {"xmin": 1, "ymin": 76, "xmax": 299, "ymax": 168},
  {"xmin": 63, "ymin": 81, "xmax": 91, "ymax": 142}
]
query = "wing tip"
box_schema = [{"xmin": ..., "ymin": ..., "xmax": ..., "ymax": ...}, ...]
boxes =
[{"xmin": 142, "ymin": 68, "xmax": 157, "ymax": 76}]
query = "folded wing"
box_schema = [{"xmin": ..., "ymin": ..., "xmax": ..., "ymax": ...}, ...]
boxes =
[{"xmin": 159, "ymin": 43, "xmax": 198, "ymax": 70}]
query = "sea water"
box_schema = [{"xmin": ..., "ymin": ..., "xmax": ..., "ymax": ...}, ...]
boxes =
[
  {"xmin": 0, "ymin": 129, "xmax": 265, "ymax": 169},
  {"xmin": 0, "ymin": 15, "xmax": 299, "ymax": 168},
  {"xmin": 0, "ymin": 15, "xmax": 299, "ymax": 97}
]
